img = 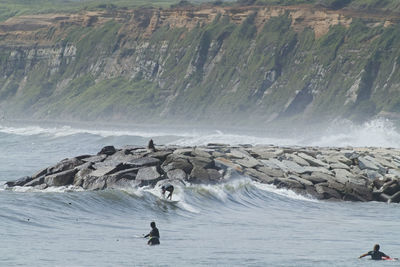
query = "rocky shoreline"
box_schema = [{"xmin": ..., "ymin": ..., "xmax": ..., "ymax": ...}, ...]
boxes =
[{"xmin": 5, "ymin": 143, "xmax": 400, "ymax": 203}]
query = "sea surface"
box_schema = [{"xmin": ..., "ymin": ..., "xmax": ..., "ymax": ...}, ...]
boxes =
[{"xmin": 1, "ymin": 119, "xmax": 400, "ymax": 266}]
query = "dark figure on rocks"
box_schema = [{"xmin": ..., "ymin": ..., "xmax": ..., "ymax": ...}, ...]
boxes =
[
  {"xmin": 144, "ymin": 221, "xmax": 160, "ymax": 246},
  {"xmin": 359, "ymin": 244, "xmax": 390, "ymax": 260},
  {"xmin": 162, "ymin": 184, "xmax": 174, "ymax": 200},
  {"xmin": 147, "ymin": 139, "xmax": 156, "ymax": 151}
]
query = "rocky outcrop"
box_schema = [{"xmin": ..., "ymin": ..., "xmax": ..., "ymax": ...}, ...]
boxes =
[{"xmin": 6, "ymin": 144, "xmax": 400, "ymax": 203}]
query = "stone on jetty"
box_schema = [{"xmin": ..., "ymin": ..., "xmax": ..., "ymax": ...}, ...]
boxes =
[{"xmin": 5, "ymin": 144, "xmax": 400, "ymax": 203}]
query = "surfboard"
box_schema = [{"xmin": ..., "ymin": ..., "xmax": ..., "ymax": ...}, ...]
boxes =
[
  {"xmin": 159, "ymin": 198, "xmax": 179, "ymax": 204},
  {"xmin": 382, "ymin": 257, "xmax": 398, "ymax": 261}
]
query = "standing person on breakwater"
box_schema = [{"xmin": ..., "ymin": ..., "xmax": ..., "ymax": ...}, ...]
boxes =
[
  {"xmin": 147, "ymin": 139, "xmax": 156, "ymax": 152},
  {"xmin": 144, "ymin": 221, "xmax": 160, "ymax": 246},
  {"xmin": 161, "ymin": 184, "xmax": 174, "ymax": 200},
  {"xmin": 359, "ymin": 244, "xmax": 391, "ymax": 260}
]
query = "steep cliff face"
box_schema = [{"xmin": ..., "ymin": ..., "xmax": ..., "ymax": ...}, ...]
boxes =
[{"xmin": 0, "ymin": 4, "xmax": 399, "ymax": 127}]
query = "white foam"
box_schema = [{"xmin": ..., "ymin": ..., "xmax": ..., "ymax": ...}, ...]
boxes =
[
  {"xmin": 254, "ymin": 181, "xmax": 318, "ymax": 202},
  {"xmin": 170, "ymin": 131, "xmax": 297, "ymax": 147},
  {"xmin": 142, "ymin": 184, "xmax": 200, "ymax": 213},
  {"xmin": 0, "ymin": 124, "xmax": 195, "ymax": 138},
  {"xmin": 8, "ymin": 185, "xmax": 84, "ymax": 193},
  {"xmin": 307, "ymin": 118, "xmax": 400, "ymax": 148}
]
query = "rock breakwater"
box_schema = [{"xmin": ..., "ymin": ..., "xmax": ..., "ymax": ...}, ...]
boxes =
[{"xmin": 6, "ymin": 143, "xmax": 400, "ymax": 203}]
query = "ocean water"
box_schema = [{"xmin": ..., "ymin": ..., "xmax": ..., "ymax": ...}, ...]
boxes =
[{"xmin": 1, "ymin": 119, "xmax": 400, "ymax": 266}]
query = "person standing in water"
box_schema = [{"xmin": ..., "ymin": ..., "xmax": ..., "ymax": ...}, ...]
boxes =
[
  {"xmin": 161, "ymin": 184, "xmax": 174, "ymax": 200},
  {"xmin": 144, "ymin": 221, "xmax": 160, "ymax": 246},
  {"xmin": 359, "ymin": 244, "xmax": 390, "ymax": 260}
]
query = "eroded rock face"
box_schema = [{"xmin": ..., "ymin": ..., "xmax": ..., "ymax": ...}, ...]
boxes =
[{"xmin": 6, "ymin": 144, "xmax": 400, "ymax": 203}]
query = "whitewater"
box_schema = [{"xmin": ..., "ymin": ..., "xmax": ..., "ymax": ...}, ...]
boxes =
[{"xmin": 1, "ymin": 119, "xmax": 400, "ymax": 266}]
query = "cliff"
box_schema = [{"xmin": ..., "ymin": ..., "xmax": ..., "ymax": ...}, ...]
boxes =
[{"xmin": 0, "ymin": 4, "xmax": 400, "ymax": 127}]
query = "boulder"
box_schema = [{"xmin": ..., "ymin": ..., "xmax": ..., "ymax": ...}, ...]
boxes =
[
  {"xmin": 235, "ymin": 157, "xmax": 261, "ymax": 168},
  {"xmin": 329, "ymin": 162, "xmax": 351, "ymax": 170},
  {"xmin": 47, "ymin": 157, "xmax": 84, "ymax": 175},
  {"xmin": 256, "ymin": 166, "xmax": 285, "ymax": 178},
  {"xmin": 45, "ymin": 169, "xmax": 78, "ymax": 187},
  {"xmin": 108, "ymin": 168, "xmax": 138, "ymax": 181},
  {"xmin": 81, "ymin": 154, "xmax": 107, "ymax": 163},
  {"xmin": 281, "ymin": 160, "xmax": 307, "ymax": 174},
  {"xmin": 214, "ymin": 157, "xmax": 243, "ymax": 173},
  {"xmin": 97, "ymin": 146, "xmax": 116, "ymax": 156},
  {"xmin": 315, "ymin": 184, "xmax": 342, "ymax": 200},
  {"xmin": 188, "ymin": 156, "xmax": 215, "ymax": 169},
  {"xmin": 207, "ymin": 169, "xmax": 223, "ymax": 182},
  {"xmin": 287, "ymin": 153, "xmax": 310, "ymax": 166},
  {"xmin": 297, "ymin": 153, "xmax": 327, "ymax": 167},
  {"xmin": 274, "ymin": 178, "xmax": 304, "ymax": 189},
  {"xmin": 191, "ymin": 148, "xmax": 212, "ymax": 158},
  {"xmin": 288, "ymin": 175, "xmax": 314, "ymax": 187},
  {"xmin": 136, "ymin": 166, "xmax": 163, "ymax": 186},
  {"xmin": 166, "ymin": 169, "xmax": 187, "ymax": 180},
  {"xmin": 162, "ymin": 155, "xmax": 193, "ymax": 173},
  {"xmin": 188, "ymin": 166, "xmax": 209, "ymax": 183},
  {"xmin": 250, "ymin": 147, "xmax": 284, "ymax": 159},
  {"xmin": 358, "ymin": 156, "xmax": 386, "ymax": 174},
  {"xmin": 82, "ymin": 176, "xmax": 107, "ymax": 190},
  {"xmin": 173, "ymin": 148, "xmax": 193, "ymax": 156},
  {"xmin": 244, "ymin": 168, "xmax": 275, "ymax": 184},
  {"xmin": 227, "ymin": 149, "xmax": 252, "ymax": 159},
  {"xmin": 303, "ymin": 171, "xmax": 332, "ymax": 183},
  {"xmin": 6, "ymin": 176, "xmax": 33, "ymax": 187},
  {"xmin": 343, "ymin": 182, "xmax": 373, "ymax": 201},
  {"xmin": 145, "ymin": 150, "xmax": 173, "ymax": 161},
  {"xmin": 125, "ymin": 157, "xmax": 160, "ymax": 168},
  {"xmin": 25, "ymin": 176, "xmax": 45, "ymax": 187},
  {"xmin": 73, "ymin": 166, "xmax": 94, "ymax": 187}
]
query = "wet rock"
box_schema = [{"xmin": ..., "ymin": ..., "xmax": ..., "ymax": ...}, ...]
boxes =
[
  {"xmin": 82, "ymin": 154, "xmax": 107, "ymax": 163},
  {"xmin": 358, "ymin": 156, "xmax": 385, "ymax": 173},
  {"xmin": 136, "ymin": 166, "xmax": 163, "ymax": 186},
  {"xmin": 25, "ymin": 176, "xmax": 45, "ymax": 187},
  {"xmin": 6, "ymin": 176, "xmax": 33, "ymax": 187},
  {"xmin": 47, "ymin": 158, "xmax": 84, "ymax": 175},
  {"xmin": 97, "ymin": 145, "xmax": 116, "ymax": 156},
  {"xmin": 297, "ymin": 152, "xmax": 327, "ymax": 167},
  {"xmin": 329, "ymin": 162, "xmax": 351, "ymax": 170},
  {"xmin": 108, "ymin": 168, "xmax": 138, "ymax": 181},
  {"xmin": 250, "ymin": 148, "xmax": 284, "ymax": 159},
  {"xmin": 162, "ymin": 155, "xmax": 193, "ymax": 173},
  {"xmin": 82, "ymin": 176, "xmax": 107, "ymax": 190},
  {"xmin": 125, "ymin": 157, "xmax": 160, "ymax": 168},
  {"xmin": 287, "ymin": 153, "xmax": 310, "ymax": 166},
  {"xmin": 244, "ymin": 168, "xmax": 275, "ymax": 184},
  {"xmin": 188, "ymin": 156, "xmax": 215, "ymax": 169},
  {"xmin": 189, "ymin": 166, "xmax": 209, "ymax": 183},
  {"xmin": 145, "ymin": 150, "xmax": 173, "ymax": 161},
  {"xmin": 166, "ymin": 169, "xmax": 187, "ymax": 180},
  {"xmin": 45, "ymin": 169, "xmax": 78, "ymax": 187},
  {"xmin": 235, "ymin": 157, "xmax": 261, "ymax": 168},
  {"xmin": 315, "ymin": 184, "xmax": 342, "ymax": 199},
  {"xmin": 73, "ymin": 166, "xmax": 94, "ymax": 187},
  {"xmin": 207, "ymin": 169, "xmax": 223, "ymax": 182},
  {"xmin": 228, "ymin": 149, "xmax": 252, "ymax": 159},
  {"xmin": 191, "ymin": 148, "xmax": 212, "ymax": 158},
  {"xmin": 215, "ymin": 157, "xmax": 243, "ymax": 173},
  {"xmin": 274, "ymin": 178, "xmax": 304, "ymax": 189}
]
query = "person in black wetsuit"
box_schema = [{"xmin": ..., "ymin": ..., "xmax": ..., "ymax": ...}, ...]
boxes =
[
  {"xmin": 359, "ymin": 244, "xmax": 389, "ymax": 260},
  {"xmin": 144, "ymin": 221, "xmax": 160, "ymax": 246},
  {"xmin": 161, "ymin": 184, "xmax": 174, "ymax": 200}
]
